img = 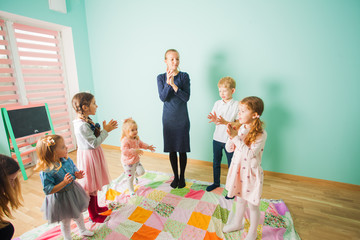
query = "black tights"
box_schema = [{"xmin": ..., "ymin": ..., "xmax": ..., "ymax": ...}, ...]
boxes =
[{"xmin": 169, "ymin": 152, "xmax": 187, "ymax": 180}]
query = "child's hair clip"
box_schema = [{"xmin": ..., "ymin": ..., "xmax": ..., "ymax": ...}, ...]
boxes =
[{"xmin": 42, "ymin": 136, "xmax": 55, "ymax": 147}]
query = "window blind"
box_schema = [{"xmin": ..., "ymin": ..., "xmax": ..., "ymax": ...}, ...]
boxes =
[{"xmin": 0, "ymin": 18, "xmax": 76, "ymax": 166}]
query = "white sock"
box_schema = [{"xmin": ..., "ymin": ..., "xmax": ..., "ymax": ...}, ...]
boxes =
[
  {"xmin": 74, "ymin": 214, "xmax": 94, "ymax": 237},
  {"xmin": 245, "ymin": 202, "xmax": 260, "ymax": 240},
  {"xmin": 223, "ymin": 197, "xmax": 246, "ymax": 233},
  {"xmin": 60, "ymin": 219, "xmax": 72, "ymax": 240}
]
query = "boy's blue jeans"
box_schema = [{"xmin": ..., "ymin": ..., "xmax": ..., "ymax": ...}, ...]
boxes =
[{"xmin": 212, "ymin": 140, "xmax": 233, "ymax": 185}]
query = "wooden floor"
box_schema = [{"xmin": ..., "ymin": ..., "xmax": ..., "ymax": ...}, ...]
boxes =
[{"xmin": 9, "ymin": 145, "xmax": 360, "ymax": 240}]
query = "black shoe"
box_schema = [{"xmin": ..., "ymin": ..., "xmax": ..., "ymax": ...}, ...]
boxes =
[
  {"xmin": 206, "ymin": 184, "xmax": 220, "ymax": 192},
  {"xmin": 225, "ymin": 195, "xmax": 235, "ymax": 200},
  {"xmin": 170, "ymin": 178, "xmax": 179, "ymax": 188},
  {"xmin": 178, "ymin": 178, "xmax": 186, "ymax": 188}
]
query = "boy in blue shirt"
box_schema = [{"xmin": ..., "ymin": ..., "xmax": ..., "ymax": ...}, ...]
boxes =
[{"xmin": 206, "ymin": 77, "xmax": 239, "ymax": 192}]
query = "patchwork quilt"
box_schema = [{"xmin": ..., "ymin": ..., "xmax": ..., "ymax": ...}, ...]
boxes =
[{"xmin": 18, "ymin": 171, "xmax": 300, "ymax": 240}]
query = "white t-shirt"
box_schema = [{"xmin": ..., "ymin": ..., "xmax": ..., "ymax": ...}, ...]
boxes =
[{"xmin": 211, "ymin": 99, "xmax": 239, "ymax": 143}]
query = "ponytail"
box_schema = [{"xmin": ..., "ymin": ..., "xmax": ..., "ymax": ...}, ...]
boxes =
[{"xmin": 244, "ymin": 118, "xmax": 264, "ymax": 147}]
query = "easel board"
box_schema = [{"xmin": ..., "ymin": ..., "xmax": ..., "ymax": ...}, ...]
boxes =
[{"xmin": 1, "ymin": 104, "xmax": 55, "ymax": 180}]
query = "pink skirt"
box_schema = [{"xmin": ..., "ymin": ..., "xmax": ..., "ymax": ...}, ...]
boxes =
[
  {"xmin": 225, "ymin": 161, "xmax": 263, "ymax": 206},
  {"xmin": 77, "ymin": 147, "xmax": 110, "ymax": 193}
]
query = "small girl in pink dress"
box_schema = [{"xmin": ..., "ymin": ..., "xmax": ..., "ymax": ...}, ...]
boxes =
[
  {"xmin": 223, "ymin": 96, "xmax": 267, "ymax": 240},
  {"xmin": 72, "ymin": 92, "xmax": 118, "ymax": 223},
  {"xmin": 121, "ymin": 118, "xmax": 156, "ymax": 196}
]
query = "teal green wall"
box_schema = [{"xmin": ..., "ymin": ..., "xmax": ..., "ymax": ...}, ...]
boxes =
[
  {"xmin": 1, "ymin": 1, "xmax": 359, "ymax": 185},
  {"xmin": 85, "ymin": 0, "xmax": 360, "ymax": 185},
  {"xmin": 0, "ymin": 0, "xmax": 94, "ymax": 94}
]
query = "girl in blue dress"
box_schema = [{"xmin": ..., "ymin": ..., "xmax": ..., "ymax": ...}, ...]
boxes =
[
  {"xmin": 35, "ymin": 135, "xmax": 94, "ymax": 240},
  {"xmin": 157, "ymin": 49, "xmax": 191, "ymax": 189}
]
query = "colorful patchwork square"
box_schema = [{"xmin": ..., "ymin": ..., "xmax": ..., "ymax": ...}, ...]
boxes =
[
  {"xmin": 187, "ymin": 211, "xmax": 211, "ymax": 230},
  {"xmin": 274, "ymin": 201, "xmax": 289, "ymax": 215},
  {"xmin": 179, "ymin": 224, "xmax": 206, "ymax": 240},
  {"xmin": 217, "ymin": 195, "xmax": 233, "ymax": 210},
  {"xmin": 170, "ymin": 187, "xmax": 190, "ymax": 197},
  {"xmin": 131, "ymin": 224, "xmax": 161, "ymax": 240},
  {"xmin": 136, "ymin": 186, "xmax": 154, "ymax": 196},
  {"xmin": 163, "ymin": 218, "xmax": 187, "ymax": 239},
  {"xmin": 139, "ymin": 198, "xmax": 158, "ymax": 211},
  {"xmin": 161, "ymin": 193, "xmax": 183, "ymax": 207},
  {"xmin": 222, "ymin": 188, "xmax": 228, "ymax": 197},
  {"xmin": 114, "ymin": 219, "xmax": 142, "ymax": 238},
  {"xmin": 201, "ymin": 191, "xmax": 221, "ymax": 204},
  {"xmin": 264, "ymin": 212, "xmax": 287, "ymax": 228},
  {"xmin": 142, "ymin": 172, "xmax": 158, "ymax": 180},
  {"xmin": 190, "ymin": 183, "xmax": 208, "ymax": 191},
  {"xmin": 169, "ymin": 207, "xmax": 192, "ymax": 223},
  {"xmin": 105, "ymin": 231, "xmax": 129, "ymax": 240},
  {"xmin": 266, "ymin": 203, "xmax": 279, "ymax": 216},
  {"xmin": 153, "ymin": 174, "xmax": 170, "ymax": 182},
  {"xmin": 211, "ymin": 186, "xmax": 225, "ymax": 195},
  {"xmin": 128, "ymin": 206, "xmax": 153, "ymax": 224},
  {"xmin": 144, "ymin": 212, "xmax": 167, "ymax": 231},
  {"xmin": 263, "ymin": 225, "xmax": 286, "ymax": 239},
  {"xmin": 223, "ymin": 230, "xmax": 242, "ymax": 240},
  {"xmin": 177, "ymin": 197, "xmax": 199, "ymax": 212},
  {"xmin": 184, "ymin": 181, "xmax": 193, "ymax": 189},
  {"xmin": 147, "ymin": 189, "xmax": 167, "ymax": 202},
  {"xmin": 156, "ymin": 182, "xmax": 173, "ymax": 192},
  {"xmin": 146, "ymin": 181, "xmax": 165, "ymax": 189},
  {"xmin": 184, "ymin": 188, "xmax": 205, "ymax": 200},
  {"xmin": 116, "ymin": 204, "xmax": 137, "ymax": 220},
  {"xmin": 212, "ymin": 205, "xmax": 230, "ymax": 224},
  {"xmin": 207, "ymin": 216, "xmax": 224, "ymax": 238},
  {"xmin": 129, "ymin": 195, "xmax": 144, "ymax": 206},
  {"xmin": 243, "ymin": 219, "xmax": 263, "ymax": 239},
  {"xmin": 91, "ymin": 225, "xmax": 112, "ymax": 239},
  {"xmin": 154, "ymin": 202, "xmax": 175, "ymax": 218},
  {"xmin": 260, "ymin": 200, "xmax": 270, "ymax": 212},
  {"xmin": 155, "ymin": 231, "xmax": 176, "ymax": 240},
  {"xmin": 194, "ymin": 200, "xmax": 217, "ymax": 215},
  {"xmin": 106, "ymin": 188, "xmax": 121, "ymax": 201},
  {"xmin": 203, "ymin": 231, "xmax": 223, "ymax": 240},
  {"xmin": 107, "ymin": 210, "xmax": 129, "ymax": 230}
]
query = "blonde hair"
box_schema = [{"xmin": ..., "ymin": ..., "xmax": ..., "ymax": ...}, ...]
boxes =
[
  {"xmin": 218, "ymin": 76, "xmax": 236, "ymax": 89},
  {"xmin": 240, "ymin": 96, "xmax": 265, "ymax": 147},
  {"xmin": 164, "ymin": 49, "xmax": 179, "ymax": 60},
  {"xmin": 121, "ymin": 118, "xmax": 138, "ymax": 140},
  {"xmin": 0, "ymin": 154, "xmax": 23, "ymax": 228},
  {"xmin": 34, "ymin": 135, "xmax": 63, "ymax": 172}
]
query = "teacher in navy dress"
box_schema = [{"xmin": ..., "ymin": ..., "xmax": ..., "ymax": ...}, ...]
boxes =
[{"xmin": 157, "ymin": 49, "xmax": 190, "ymax": 189}]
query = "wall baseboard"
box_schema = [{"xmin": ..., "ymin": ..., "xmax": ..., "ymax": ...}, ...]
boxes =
[{"xmin": 101, "ymin": 144, "xmax": 360, "ymax": 191}]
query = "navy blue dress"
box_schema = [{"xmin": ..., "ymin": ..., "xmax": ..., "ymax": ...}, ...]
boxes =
[{"xmin": 157, "ymin": 71, "xmax": 190, "ymax": 153}]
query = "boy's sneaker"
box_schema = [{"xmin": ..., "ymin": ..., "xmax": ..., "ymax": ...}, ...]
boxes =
[{"xmin": 206, "ymin": 184, "xmax": 220, "ymax": 192}]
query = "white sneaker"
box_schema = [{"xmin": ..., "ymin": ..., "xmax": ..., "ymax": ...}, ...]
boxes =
[{"xmin": 80, "ymin": 230, "xmax": 94, "ymax": 237}]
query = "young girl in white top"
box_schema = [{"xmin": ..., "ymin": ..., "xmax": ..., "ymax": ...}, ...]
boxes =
[
  {"xmin": 223, "ymin": 96, "xmax": 267, "ymax": 240},
  {"xmin": 35, "ymin": 135, "xmax": 93, "ymax": 240},
  {"xmin": 121, "ymin": 118, "xmax": 155, "ymax": 195},
  {"xmin": 72, "ymin": 92, "xmax": 118, "ymax": 223}
]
